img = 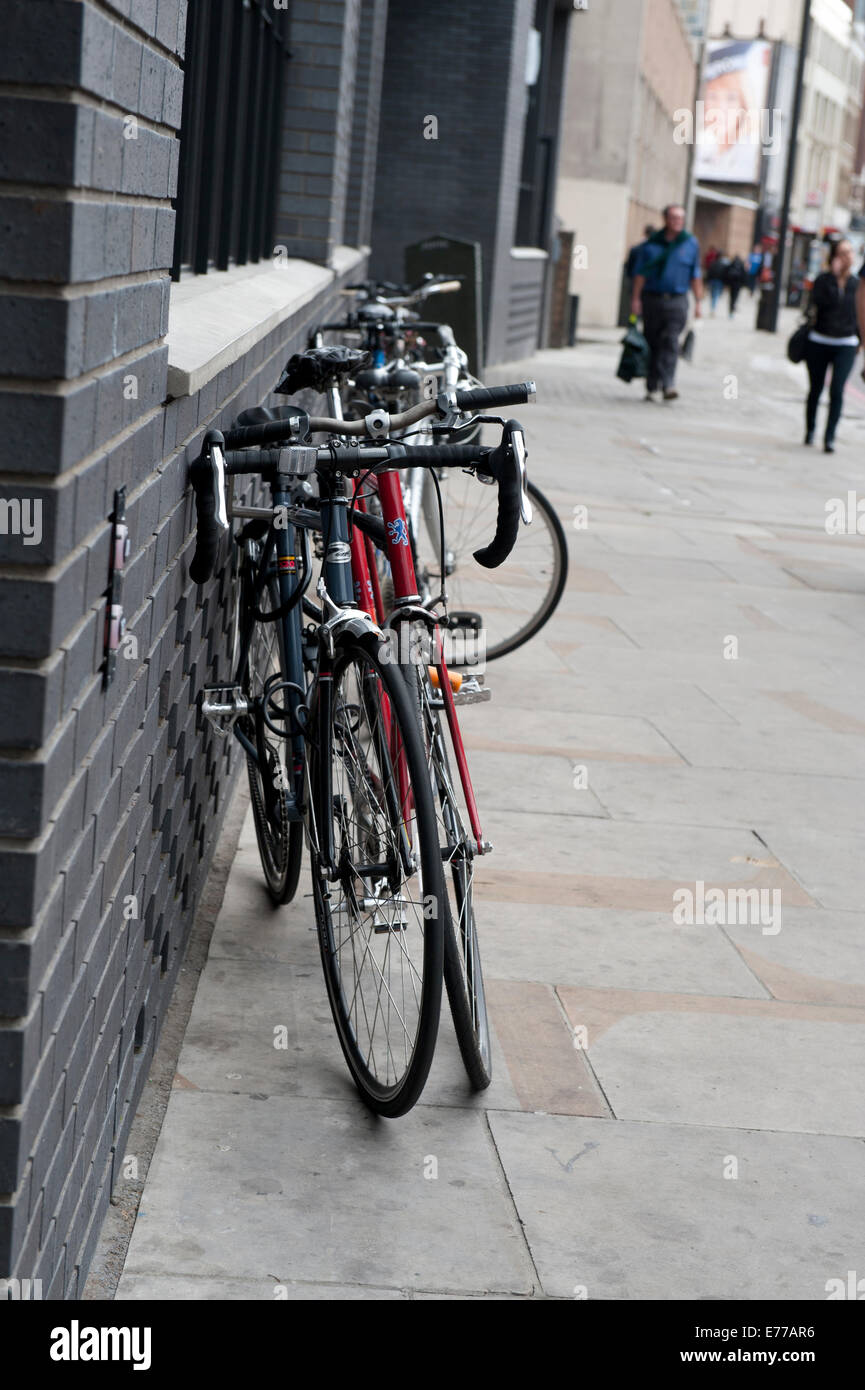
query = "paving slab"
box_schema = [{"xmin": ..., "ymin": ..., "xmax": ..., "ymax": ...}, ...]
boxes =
[
  {"xmin": 119, "ymin": 1093, "xmax": 536, "ymax": 1295},
  {"xmin": 558, "ymin": 995, "xmax": 865, "ymax": 1136},
  {"xmin": 488, "ymin": 1112, "xmax": 865, "ymax": 1300}
]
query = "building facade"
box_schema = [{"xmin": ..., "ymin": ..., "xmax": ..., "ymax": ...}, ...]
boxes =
[
  {"xmin": 370, "ymin": 0, "xmax": 573, "ymax": 364},
  {"xmin": 699, "ymin": 0, "xmax": 865, "ymax": 271},
  {"xmin": 556, "ymin": 0, "xmax": 698, "ymax": 327}
]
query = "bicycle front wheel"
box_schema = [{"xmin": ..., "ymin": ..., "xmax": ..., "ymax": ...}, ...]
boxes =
[
  {"xmin": 415, "ymin": 478, "xmax": 568, "ymax": 662},
  {"xmin": 309, "ymin": 636, "xmax": 445, "ymax": 1117},
  {"xmin": 241, "ymin": 560, "xmax": 304, "ymax": 905}
]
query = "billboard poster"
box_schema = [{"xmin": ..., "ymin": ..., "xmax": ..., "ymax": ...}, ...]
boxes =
[{"xmin": 694, "ymin": 39, "xmax": 773, "ymax": 184}]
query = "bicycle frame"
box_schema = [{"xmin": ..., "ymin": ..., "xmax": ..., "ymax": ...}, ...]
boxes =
[
  {"xmin": 350, "ymin": 466, "xmax": 487, "ymax": 855},
  {"xmin": 310, "ymin": 362, "xmax": 487, "ymax": 854}
]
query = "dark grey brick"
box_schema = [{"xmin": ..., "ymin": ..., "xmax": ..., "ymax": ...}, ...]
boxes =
[
  {"xmin": 0, "ymin": 710, "xmax": 76, "ymax": 839},
  {"xmin": 0, "ymin": 196, "xmax": 75, "ymax": 283},
  {"xmin": 0, "ymin": 654, "xmax": 63, "ymax": 751},
  {"xmin": 0, "ymin": 2, "xmax": 84, "ymax": 85},
  {"xmin": 138, "ymin": 46, "xmax": 166, "ymax": 124},
  {"xmin": 112, "ymin": 27, "xmax": 143, "ymax": 111},
  {"xmin": 80, "ymin": 4, "xmax": 116, "ymax": 99}
]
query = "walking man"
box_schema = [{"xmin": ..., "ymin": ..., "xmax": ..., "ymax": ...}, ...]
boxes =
[{"xmin": 630, "ymin": 205, "xmax": 703, "ymax": 401}]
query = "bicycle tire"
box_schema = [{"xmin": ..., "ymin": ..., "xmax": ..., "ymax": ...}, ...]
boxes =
[
  {"xmin": 402, "ymin": 638, "xmax": 492, "ymax": 1089},
  {"xmin": 415, "ymin": 478, "xmax": 568, "ymax": 662},
  {"xmin": 241, "ymin": 557, "xmax": 304, "ymax": 905},
  {"xmin": 308, "ymin": 634, "xmax": 445, "ymax": 1117}
]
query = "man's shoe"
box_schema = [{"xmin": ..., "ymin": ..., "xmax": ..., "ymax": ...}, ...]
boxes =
[
  {"xmin": 804, "ymin": 430, "xmax": 814, "ymax": 445},
  {"xmin": 663, "ymin": 389, "xmax": 679, "ymax": 401},
  {"xmin": 824, "ymin": 440, "xmax": 835, "ymax": 454},
  {"xmin": 644, "ymin": 389, "xmax": 657, "ymax": 401}
]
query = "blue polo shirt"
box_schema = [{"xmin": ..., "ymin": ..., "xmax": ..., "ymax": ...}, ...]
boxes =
[{"xmin": 635, "ymin": 234, "xmax": 701, "ymax": 295}]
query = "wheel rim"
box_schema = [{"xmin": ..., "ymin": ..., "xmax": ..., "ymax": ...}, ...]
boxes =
[
  {"xmin": 415, "ymin": 478, "xmax": 567, "ymax": 661},
  {"xmin": 244, "ymin": 558, "xmax": 291, "ymax": 891},
  {"xmin": 417, "ymin": 659, "xmax": 491, "ymax": 1074}
]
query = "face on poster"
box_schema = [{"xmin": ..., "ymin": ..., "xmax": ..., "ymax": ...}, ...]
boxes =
[{"xmin": 694, "ymin": 39, "xmax": 773, "ymax": 183}]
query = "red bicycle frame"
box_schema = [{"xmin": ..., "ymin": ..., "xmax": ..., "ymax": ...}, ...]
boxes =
[{"xmin": 349, "ymin": 469, "xmax": 486, "ymax": 852}]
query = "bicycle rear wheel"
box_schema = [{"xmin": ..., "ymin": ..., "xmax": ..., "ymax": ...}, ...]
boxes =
[
  {"xmin": 403, "ymin": 636, "xmax": 492, "ymax": 1089},
  {"xmin": 309, "ymin": 635, "xmax": 445, "ymax": 1117},
  {"xmin": 415, "ymin": 477, "xmax": 568, "ymax": 662}
]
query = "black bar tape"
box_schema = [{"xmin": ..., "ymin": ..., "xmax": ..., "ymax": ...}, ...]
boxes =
[
  {"xmin": 394, "ymin": 442, "xmax": 520, "ymax": 569},
  {"xmin": 222, "ymin": 418, "xmax": 300, "ymax": 448},
  {"xmin": 472, "ymin": 437, "xmax": 520, "ymax": 570},
  {"xmin": 453, "ymin": 381, "xmax": 534, "ymax": 411},
  {"xmin": 396, "ymin": 445, "xmax": 492, "ymax": 467}
]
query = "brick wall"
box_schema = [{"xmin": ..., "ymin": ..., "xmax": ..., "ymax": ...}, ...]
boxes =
[
  {"xmin": 369, "ymin": 0, "xmax": 534, "ymax": 366},
  {"xmin": 344, "ymin": 0, "xmax": 389, "ymax": 250},
  {"xmin": 0, "ymin": 0, "xmax": 366, "ymax": 1299},
  {"xmin": 278, "ymin": 0, "xmax": 362, "ymax": 263}
]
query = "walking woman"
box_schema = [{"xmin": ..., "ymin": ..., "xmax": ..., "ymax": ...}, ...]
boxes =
[{"xmin": 804, "ymin": 240, "xmax": 860, "ymax": 453}]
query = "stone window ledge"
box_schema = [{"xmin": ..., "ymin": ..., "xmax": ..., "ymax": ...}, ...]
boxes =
[{"xmin": 166, "ymin": 245, "xmax": 368, "ymax": 398}]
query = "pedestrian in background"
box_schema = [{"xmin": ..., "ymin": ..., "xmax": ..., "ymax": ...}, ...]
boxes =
[
  {"xmin": 625, "ymin": 224, "xmax": 656, "ymax": 281},
  {"xmin": 748, "ymin": 244, "xmax": 763, "ymax": 294},
  {"xmin": 725, "ymin": 255, "xmax": 747, "ymax": 316},
  {"xmin": 706, "ymin": 251, "xmax": 730, "ymax": 315},
  {"xmin": 805, "ymin": 239, "xmax": 859, "ymax": 453},
  {"xmin": 630, "ymin": 205, "xmax": 703, "ymax": 402}
]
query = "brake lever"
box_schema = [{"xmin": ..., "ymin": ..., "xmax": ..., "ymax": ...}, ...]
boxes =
[
  {"xmin": 209, "ymin": 441, "xmax": 230, "ymax": 532},
  {"xmin": 506, "ymin": 422, "xmax": 533, "ymax": 525}
]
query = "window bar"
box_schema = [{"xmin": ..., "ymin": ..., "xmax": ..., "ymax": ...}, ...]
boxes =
[
  {"xmin": 262, "ymin": 34, "xmax": 287, "ymax": 263},
  {"xmin": 252, "ymin": 33, "xmax": 277, "ymax": 259},
  {"xmin": 217, "ymin": 0, "xmax": 246, "ymax": 270},
  {"xmin": 238, "ymin": 10, "xmax": 266, "ymax": 265},
  {"xmin": 172, "ymin": 0, "xmax": 204, "ymax": 280},
  {"xmin": 193, "ymin": 0, "xmax": 226, "ymax": 274},
  {"xmin": 236, "ymin": 6, "xmax": 260, "ymax": 264}
]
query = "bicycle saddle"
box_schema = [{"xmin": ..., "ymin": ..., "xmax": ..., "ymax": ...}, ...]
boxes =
[
  {"xmin": 275, "ymin": 346, "xmax": 370, "ymax": 395},
  {"xmin": 355, "ymin": 366, "xmax": 420, "ymax": 391}
]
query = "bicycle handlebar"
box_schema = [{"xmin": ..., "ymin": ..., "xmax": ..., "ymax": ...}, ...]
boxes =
[
  {"xmin": 453, "ymin": 382, "xmax": 533, "ymax": 411},
  {"xmin": 190, "ymin": 384, "xmax": 535, "ymax": 581}
]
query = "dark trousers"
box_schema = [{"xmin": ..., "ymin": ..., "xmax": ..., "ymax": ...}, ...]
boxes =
[
  {"xmin": 805, "ymin": 340, "xmax": 857, "ymax": 443},
  {"xmin": 642, "ymin": 293, "xmax": 688, "ymax": 392},
  {"xmin": 728, "ymin": 283, "xmax": 743, "ymax": 314}
]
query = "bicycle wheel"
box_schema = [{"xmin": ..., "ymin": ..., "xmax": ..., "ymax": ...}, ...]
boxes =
[
  {"xmin": 415, "ymin": 478, "xmax": 568, "ymax": 662},
  {"xmin": 308, "ymin": 635, "xmax": 445, "ymax": 1117},
  {"xmin": 402, "ymin": 634, "xmax": 492, "ymax": 1089},
  {"xmin": 240, "ymin": 546, "xmax": 304, "ymax": 904}
]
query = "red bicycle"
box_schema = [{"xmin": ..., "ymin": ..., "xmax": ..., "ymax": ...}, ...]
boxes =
[{"xmin": 312, "ymin": 358, "xmax": 535, "ymax": 1088}]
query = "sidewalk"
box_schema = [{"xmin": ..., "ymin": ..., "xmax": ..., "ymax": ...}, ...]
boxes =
[{"xmin": 112, "ymin": 305, "xmax": 865, "ymax": 1300}]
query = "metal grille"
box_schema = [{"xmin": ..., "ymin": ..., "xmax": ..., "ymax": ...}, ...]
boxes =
[{"xmin": 172, "ymin": 0, "xmax": 291, "ymax": 279}]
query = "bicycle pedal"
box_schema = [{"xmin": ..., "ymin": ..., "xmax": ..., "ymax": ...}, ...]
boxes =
[
  {"xmin": 451, "ymin": 677, "xmax": 490, "ymax": 706},
  {"xmin": 199, "ymin": 684, "xmax": 248, "ymax": 734}
]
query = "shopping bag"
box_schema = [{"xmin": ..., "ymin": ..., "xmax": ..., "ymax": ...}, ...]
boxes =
[{"xmin": 617, "ymin": 321, "xmax": 650, "ymax": 382}]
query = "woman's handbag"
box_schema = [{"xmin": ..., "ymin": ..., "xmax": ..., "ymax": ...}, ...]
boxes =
[{"xmin": 787, "ymin": 306, "xmax": 815, "ymax": 364}]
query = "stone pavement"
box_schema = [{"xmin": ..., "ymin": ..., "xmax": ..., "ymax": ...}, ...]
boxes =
[{"xmin": 114, "ymin": 305, "xmax": 865, "ymax": 1300}]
